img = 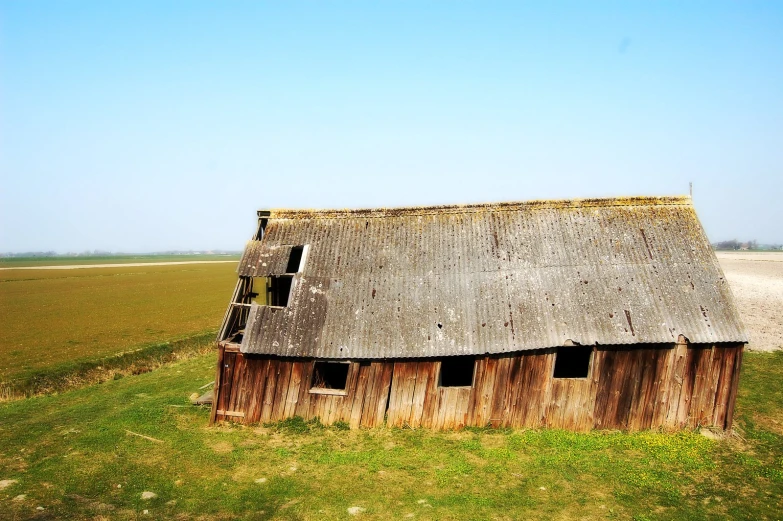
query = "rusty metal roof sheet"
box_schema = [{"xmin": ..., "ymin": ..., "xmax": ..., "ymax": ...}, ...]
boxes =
[{"xmin": 236, "ymin": 195, "xmax": 748, "ymax": 359}]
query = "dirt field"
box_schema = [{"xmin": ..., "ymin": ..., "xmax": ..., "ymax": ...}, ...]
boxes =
[{"xmin": 717, "ymin": 252, "xmax": 783, "ymax": 352}]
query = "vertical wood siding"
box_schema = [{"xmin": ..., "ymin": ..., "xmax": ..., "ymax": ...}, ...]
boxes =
[{"xmin": 211, "ymin": 343, "xmax": 743, "ymax": 431}]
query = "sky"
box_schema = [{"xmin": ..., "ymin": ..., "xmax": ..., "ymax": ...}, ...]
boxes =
[{"xmin": 1, "ymin": 1, "xmax": 781, "ymax": 252}]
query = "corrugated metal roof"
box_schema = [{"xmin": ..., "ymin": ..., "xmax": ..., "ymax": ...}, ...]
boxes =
[
  {"xmin": 238, "ymin": 243, "xmax": 294, "ymax": 277},
  {"xmin": 236, "ymin": 196, "xmax": 748, "ymax": 359}
]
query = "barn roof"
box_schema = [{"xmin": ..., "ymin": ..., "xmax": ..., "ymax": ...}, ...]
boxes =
[{"xmin": 237, "ymin": 195, "xmax": 748, "ymax": 359}]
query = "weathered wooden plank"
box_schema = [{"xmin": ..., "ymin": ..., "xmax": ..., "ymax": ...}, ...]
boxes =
[
  {"xmin": 373, "ymin": 363, "xmax": 394, "ymax": 427},
  {"xmin": 409, "ymin": 362, "xmax": 434, "ymax": 428},
  {"xmin": 475, "ymin": 356, "xmax": 498, "ymax": 427},
  {"xmin": 294, "ymin": 360, "xmax": 315, "ymax": 419},
  {"xmin": 226, "ymin": 354, "xmax": 242, "ymax": 417},
  {"xmin": 217, "ymin": 352, "xmax": 237, "ymax": 421},
  {"xmin": 249, "ymin": 358, "xmax": 273, "ymax": 423},
  {"xmin": 316, "ymin": 390, "xmax": 329, "ymax": 423},
  {"xmin": 511, "ymin": 351, "xmax": 543, "ymax": 427},
  {"xmin": 386, "ymin": 362, "xmax": 407, "ymax": 427},
  {"xmin": 455, "ymin": 387, "xmax": 471, "ymax": 429},
  {"xmin": 581, "ymin": 347, "xmax": 602, "ymax": 431},
  {"xmin": 260, "ymin": 359, "xmax": 279, "ymax": 422},
  {"xmin": 698, "ymin": 346, "xmax": 724, "ymax": 426},
  {"xmin": 350, "ymin": 362, "xmax": 371, "ymax": 428},
  {"xmin": 466, "ymin": 356, "xmax": 486, "ymax": 426},
  {"xmin": 685, "ymin": 346, "xmax": 714, "ymax": 428},
  {"xmin": 238, "ymin": 356, "xmax": 253, "ymax": 417},
  {"xmin": 432, "ymin": 388, "xmax": 447, "ymax": 430},
  {"xmin": 650, "ymin": 346, "xmax": 675, "ymax": 430},
  {"xmin": 538, "ymin": 349, "xmax": 556, "ymax": 427},
  {"xmin": 283, "ymin": 361, "xmax": 304, "ymax": 419},
  {"xmin": 629, "ymin": 348, "xmax": 658, "ymax": 431},
  {"xmin": 420, "ymin": 362, "xmax": 441, "ymax": 429},
  {"xmin": 723, "ymin": 345, "xmax": 744, "ymax": 430},
  {"xmin": 503, "ymin": 355, "xmax": 525, "ymax": 428},
  {"xmin": 621, "ymin": 349, "xmax": 645, "ymax": 430},
  {"xmin": 593, "ymin": 348, "xmax": 618, "ymax": 429},
  {"xmin": 712, "ymin": 347, "xmax": 735, "ymax": 428},
  {"xmin": 270, "ymin": 360, "xmax": 293, "ymax": 421},
  {"xmin": 490, "ymin": 356, "xmax": 512, "ymax": 427},
  {"xmin": 664, "ymin": 340, "xmax": 689, "ymax": 428},
  {"xmin": 338, "ymin": 362, "xmax": 362, "ymax": 423},
  {"xmin": 398, "ymin": 362, "xmax": 419, "ymax": 427},
  {"xmin": 323, "ymin": 395, "xmax": 338, "ymax": 425},
  {"xmin": 359, "ymin": 363, "xmax": 380, "ymax": 428},
  {"xmin": 546, "ymin": 379, "xmax": 567, "ymax": 428}
]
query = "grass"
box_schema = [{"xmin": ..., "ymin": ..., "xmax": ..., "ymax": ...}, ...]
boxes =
[
  {"xmin": 0, "ymin": 263, "xmax": 237, "ymax": 383},
  {"xmin": 0, "ymin": 351, "xmax": 781, "ymax": 520},
  {"xmin": 1, "ymin": 253, "xmax": 781, "ymax": 519},
  {"xmin": 0, "ymin": 254, "xmax": 240, "ymax": 269},
  {"xmin": 0, "ymin": 331, "xmax": 217, "ymax": 400}
]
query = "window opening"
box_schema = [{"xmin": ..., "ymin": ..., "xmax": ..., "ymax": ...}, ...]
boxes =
[
  {"xmin": 286, "ymin": 245, "xmax": 305, "ymax": 273},
  {"xmin": 439, "ymin": 356, "xmax": 475, "ymax": 387},
  {"xmin": 311, "ymin": 361, "xmax": 349, "ymax": 391},
  {"xmin": 553, "ymin": 346, "xmax": 593, "ymax": 378},
  {"xmin": 268, "ymin": 276, "xmax": 293, "ymax": 307}
]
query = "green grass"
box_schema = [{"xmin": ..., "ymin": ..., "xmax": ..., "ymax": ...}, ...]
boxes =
[
  {"xmin": 0, "ymin": 254, "xmax": 240, "ymax": 268},
  {"xmin": 0, "ymin": 351, "xmax": 781, "ymax": 520},
  {"xmin": 0, "ymin": 263, "xmax": 237, "ymax": 383}
]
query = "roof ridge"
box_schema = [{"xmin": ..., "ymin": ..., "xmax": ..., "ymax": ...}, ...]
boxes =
[{"xmin": 261, "ymin": 195, "xmax": 692, "ymax": 219}]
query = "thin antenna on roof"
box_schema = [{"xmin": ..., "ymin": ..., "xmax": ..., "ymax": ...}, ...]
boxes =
[{"xmin": 689, "ymin": 182, "xmax": 693, "ymax": 198}]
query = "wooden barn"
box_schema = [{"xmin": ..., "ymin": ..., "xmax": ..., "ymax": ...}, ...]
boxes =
[{"xmin": 210, "ymin": 196, "xmax": 748, "ymax": 431}]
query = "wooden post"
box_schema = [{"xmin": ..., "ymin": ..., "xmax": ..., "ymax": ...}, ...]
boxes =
[{"xmin": 210, "ymin": 343, "xmax": 226, "ymax": 423}]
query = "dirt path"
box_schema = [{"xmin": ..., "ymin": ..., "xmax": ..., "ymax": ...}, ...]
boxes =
[
  {"xmin": 0, "ymin": 260, "xmax": 237, "ymax": 271},
  {"xmin": 717, "ymin": 252, "xmax": 783, "ymax": 352}
]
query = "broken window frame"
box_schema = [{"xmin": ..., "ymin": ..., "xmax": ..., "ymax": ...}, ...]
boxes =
[
  {"xmin": 217, "ymin": 277, "xmax": 254, "ymax": 343},
  {"xmin": 217, "ymin": 243, "xmax": 309, "ymax": 342},
  {"xmin": 309, "ymin": 360, "xmax": 351, "ymax": 396},
  {"xmin": 438, "ymin": 356, "xmax": 476, "ymax": 388},
  {"xmin": 552, "ymin": 346, "xmax": 594, "ymax": 379},
  {"xmin": 261, "ymin": 245, "xmax": 308, "ymax": 308}
]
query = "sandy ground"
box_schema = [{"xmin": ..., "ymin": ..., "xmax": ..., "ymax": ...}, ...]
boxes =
[
  {"xmin": 0, "ymin": 260, "xmax": 237, "ymax": 271},
  {"xmin": 717, "ymin": 252, "xmax": 783, "ymax": 352}
]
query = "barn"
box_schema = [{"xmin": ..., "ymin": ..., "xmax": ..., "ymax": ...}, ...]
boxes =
[{"xmin": 210, "ymin": 195, "xmax": 748, "ymax": 431}]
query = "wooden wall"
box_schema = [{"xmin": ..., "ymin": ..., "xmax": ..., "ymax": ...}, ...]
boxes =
[{"xmin": 211, "ymin": 341, "xmax": 744, "ymax": 431}]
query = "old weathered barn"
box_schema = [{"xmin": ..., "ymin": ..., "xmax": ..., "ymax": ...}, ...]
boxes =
[{"xmin": 211, "ymin": 196, "xmax": 748, "ymax": 431}]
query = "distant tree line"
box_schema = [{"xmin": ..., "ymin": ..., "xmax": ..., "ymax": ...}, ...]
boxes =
[{"xmin": 712, "ymin": 240, "xmax": 783, "ymax": 251}]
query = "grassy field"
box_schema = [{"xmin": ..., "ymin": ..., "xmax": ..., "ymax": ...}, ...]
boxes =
[
  {"xmin": 0, "ymin": 254, "xmax": 239, "ymax": 269},
  {"xmin": 0, "ymin": 351, "xmax": 781, "ymax": 520},
  {"xmin": 0, "ymin": 263, "xmax": 237, "ymax": 386}
]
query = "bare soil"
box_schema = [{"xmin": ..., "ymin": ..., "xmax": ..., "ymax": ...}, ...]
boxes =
[{"xmin": 717, "ymin": 252, "xmax": 783, "ymax": 352}]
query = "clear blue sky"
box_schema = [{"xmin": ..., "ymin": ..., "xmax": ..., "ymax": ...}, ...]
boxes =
[{"xmin": 1, "ymin": 1, "xmax": 781, "ymax": 252}]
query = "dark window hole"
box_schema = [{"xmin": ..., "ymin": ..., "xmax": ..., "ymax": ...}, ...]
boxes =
[
  {"xmin": 286, "ymin": 245, "xmax": 304, "ymax": 273},
  {"xmin": 439, "ymin": 356, "xmax": 475, "ymax": 387},
  {"xmin": 311, "ymin": 361, "xmax": 349, "ymax": 390},
  {"xmin": 553, "ymin": 346, "xmax": 592, "ymax": 378}
]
